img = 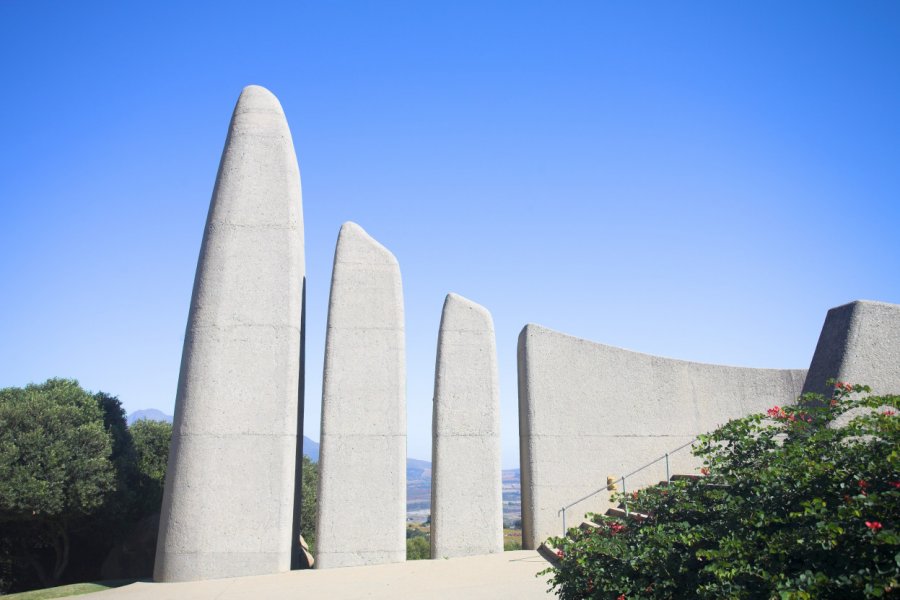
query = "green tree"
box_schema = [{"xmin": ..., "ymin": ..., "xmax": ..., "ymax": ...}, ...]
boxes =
[
  {"xmin": 129, "ymin": 419, "xmax": 172, "ymax": 518},
  {"xmin": 0, "ymin": 379, "xmax": 116, "ymax": 587},
  {"xmin": 300, "ymin": 454, "xmax": 318, "ymax": 551}
]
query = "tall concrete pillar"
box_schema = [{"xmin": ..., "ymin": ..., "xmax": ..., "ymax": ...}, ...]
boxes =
[
  {"xmin": 802, "ymin": 300, "xmax": 900, "ymax": 398},
  {"xmin": 155, "ymin": 85, "xmax": 305, "ymax": 582},
  {"xmin": 430, "ymin": 294, "xmax": 503, "ymax": 559},
  {"xmin": 316, "ymin": 222, "xmax": 406, "ymax": 568}
]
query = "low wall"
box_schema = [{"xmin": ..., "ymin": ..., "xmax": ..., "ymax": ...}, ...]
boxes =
[{"xmin": 517, "ymin": 324, "xmax": 806, "ymax": 549}]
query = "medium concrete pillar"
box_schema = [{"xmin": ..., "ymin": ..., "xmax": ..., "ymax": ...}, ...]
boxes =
[
  {"xmin": 316, "ymin": 222, "xmax": 406, "ymax": 568},
  {"xmin": 155, "ymin": 85, "xmax": 305, "ymax": 582},
  {"xmin": 430, "ymin": 294, "xmax": 503, "ymax": 559},
  {"xmin": 802, "ymin": 300, "xmax": 900, "ymax": 398}
]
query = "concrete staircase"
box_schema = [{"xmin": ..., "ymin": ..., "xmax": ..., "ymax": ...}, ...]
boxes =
[{"xmin": 537, "ymin": 474, "xmax": 702, "ymax": 566}]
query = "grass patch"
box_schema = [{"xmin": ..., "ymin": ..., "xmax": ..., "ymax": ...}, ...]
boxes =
[
  {"xmin": 4, "ymin": 580, "xmax": 136, "ymax": 600},
  {"xmin": 503, "ymin": 527, "xmax": 522, "ymax": 551}
]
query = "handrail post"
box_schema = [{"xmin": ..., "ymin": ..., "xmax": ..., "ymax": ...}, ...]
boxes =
[
  {"xmin": 665, "ymin": 452, "xmax": 670, "ymax": 482},
  {"xmin": 562, "ymin": 506, "xmax": 567, "ymax": 535},
  {"xmin": 622, "ymin": 477, "xmax": 628, "ymax": 516}
]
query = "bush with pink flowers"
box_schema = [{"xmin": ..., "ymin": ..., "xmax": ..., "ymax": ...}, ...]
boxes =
[{"xmin": 543, "ymin": 381, "xmax": 899, "ymax": 599}]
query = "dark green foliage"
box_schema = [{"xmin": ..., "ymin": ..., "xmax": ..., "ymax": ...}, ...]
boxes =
[
  {"xmin": 0, "ymin": 379, "xmax": 116, "ymax": 588},
  {"xmin": 129, "ymin": 419, "xmax": 172, "ymax": 518},
  {"xmin": 300, "ymin": 454, "xmax": 317, "ymax": 551},
  {"xmin": 544, "ymin": 383, "xmax": 900, "ymax": 599},
  {"xmin": 0, "ymin": 380, "xmax": 175, "ymax": 592},
  {"xmin": 406, "ymin": 536, "xmax": 430, "ymax": 560}
]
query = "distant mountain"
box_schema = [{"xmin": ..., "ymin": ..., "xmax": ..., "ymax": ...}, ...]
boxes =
[
  {"xmin": 302, "ymin": 436, "xmax": 319, "ymax": 461},
  {"xmin": 127, "ymin": 409, "xmax": 173, "ymax": 425}
]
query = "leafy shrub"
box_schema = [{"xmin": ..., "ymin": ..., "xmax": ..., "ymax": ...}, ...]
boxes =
[
  {"xmin": 129, "ymin": 419, "xmax": 172, "ymax": 518},
  {"xmin": 504, "ymin": 538, "xmax": 523, "ymax": 551},
  {"xmin": 407, "ymin": 536, "xmax": 430, "ymax": 560},
  {"xmin": 544, "ymin": 382, "xmax": 899, "ymax": 599},
  {"xmin": 300, "ymin": 454, "xmax": 317, "ymax": 551}
]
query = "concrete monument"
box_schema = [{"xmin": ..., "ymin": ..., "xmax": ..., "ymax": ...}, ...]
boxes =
[
  {"xmin": 155, "ymin": 85, "xmax": 305, "ymax": 581},
  {"xmin": 316, "ymin": 222, "xmax": 406, "ymax": 569},
  {"xmin": 517, "ymin": 324, "xmax": 806, "ymax": 549},
  {"xmin": 430, "ymin": 294, "xmax": 503, "ymax": 559},
  {"xmin": 802, "ymin": 300, "xmax": 900, "ymax": 398}
]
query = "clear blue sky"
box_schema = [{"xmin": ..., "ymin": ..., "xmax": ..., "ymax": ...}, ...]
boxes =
[{"xmin": 1, "ymin": 2, "xmax": 898, "ymax": 467}]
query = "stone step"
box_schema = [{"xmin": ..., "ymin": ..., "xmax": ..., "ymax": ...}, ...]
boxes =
[
  {"xmin": 670, "ymin": 473, "xmax": 701, "ymax": 481},
  {"xmin": 605, "ymin": 507, "xmax": 649, "ymax": 522},
  {"xmin": 616, "ymin": 502, "xmax": 656, "ymax": 516},
  {"xmin": 579, "ymin": 520, "xmax": 600, "ymax": 531},
  {"xmin": 537, "ymin": 542, "xmax": 563, "ymax": 565}
]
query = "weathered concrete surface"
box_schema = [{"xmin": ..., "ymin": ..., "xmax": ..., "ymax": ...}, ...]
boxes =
[
  {"xmin": 431, "ymin": 294, "xmax": 503, "ymax": 559},
  {"xmin": 802, "ymin": 300, "xmax": 900, "ymax": 398},
  {"xmin": 517, "ymin": 324, "xmax": 806, "ymax": 549},
  {"xmin": 155, "ymin": 85, "xmax": 305, "ymax": 582},
  {"xmin": 72, "ymin": 551, "xmax": 553, "ymax": 600},
  {"xmin": 316, "ymin": 222, "xmax": 405, "ymax": 568}
]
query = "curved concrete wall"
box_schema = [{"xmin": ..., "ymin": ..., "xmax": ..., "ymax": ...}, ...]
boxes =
[
  {"xmin": 430, "ymin": 294, "xmax": 503, "ymax": 559},
  {"xmin": 802, "ymin": 300, "xmax": 900, "ymax": 399},
  {"xmin": 155, "ymin": 86, "xmax": 305, "ymax": 581},
  {"xmin": 316, "ymin": 222, "xmax": 406, "ymax": 568},
  {"xmin": 517, "ymin": 324, "xmax": 806, "ymax": 549}
]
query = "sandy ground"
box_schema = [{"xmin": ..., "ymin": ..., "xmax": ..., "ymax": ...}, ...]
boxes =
[{"xmin": 69, "ymin": 551, "xmax": 555, "ymax": 600}]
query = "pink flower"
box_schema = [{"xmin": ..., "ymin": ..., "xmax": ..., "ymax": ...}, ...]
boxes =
[
  {"xmin": 556, "ymin": 549, "xmax": 564, "ymax": 558},
  {"xmin": 890, "ymin": 481, "xmax": 900, "ymax": 489},
  {"xmin": 859, "ymin": 479, "xmax": 869, "ymax": 489},
  {"xmin": 866, "ymin": 521, "xmax": 883, "ymax": 532},
  {"xmin": 883, "ymin": 409, "xmax": 896, "ymax": 416},
  {"xmin": 700, "ymin": 467, "xmax": 710, "ymax": 476},
  {"xmin": 617, "ymin": 595, "xmax": 626, "ymax": 600}
]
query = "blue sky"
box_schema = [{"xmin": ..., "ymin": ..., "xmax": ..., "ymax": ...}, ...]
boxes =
[{"xmin": 1, "ymin": 2, "xmax": 898, "ymax": 467}]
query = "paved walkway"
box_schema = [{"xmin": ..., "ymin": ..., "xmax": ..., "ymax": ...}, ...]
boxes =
[{"xmin": 72, "ymin": 551, "xmax": 555, "ymax": 600}]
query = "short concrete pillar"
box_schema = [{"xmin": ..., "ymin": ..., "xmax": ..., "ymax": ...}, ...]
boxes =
[
  {"xmin": 316, "ymin": 222, "xmax": 406, "ymax": 568},
  {"xmin": 430, "ymin": 294, "xmax": 503, "ymax": 558},
  {"xmin": 155, "ymin": 86, "xmax": 305, "ymax": 581},
  {"xmin": 802, "ymin": 300, "xmax": 900, "ymax": 398}
]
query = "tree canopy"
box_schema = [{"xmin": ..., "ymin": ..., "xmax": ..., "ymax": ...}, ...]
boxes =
[{"xmin": 0, "ymin": 379, "xmax": 116, "ymax": 586}]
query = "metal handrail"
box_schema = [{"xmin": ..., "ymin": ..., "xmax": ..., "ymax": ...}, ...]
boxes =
[{"xmin": 558, "ymin": 438, "xmax": 697, "ymax": 534}]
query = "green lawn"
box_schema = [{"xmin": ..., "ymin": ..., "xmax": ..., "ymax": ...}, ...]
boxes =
[{"xmin": 4, "ymin": 580, "xmax": 136, "ymax": 600}]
